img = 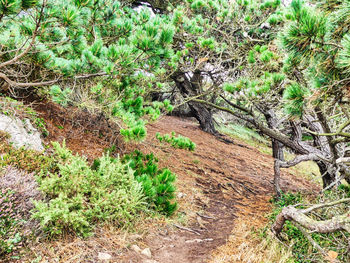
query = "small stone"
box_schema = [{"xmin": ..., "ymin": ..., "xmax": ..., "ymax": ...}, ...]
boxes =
[
  {"xmin": 131, "ymin": 244, "xmax": 142, "ymax": 253},
  {"xmin": 185, "ymin": 238, "xmax": 214, "ymax": 244},
  {"xmin": 98, "ymin": 252, "xmax": 112, "ymax": 260},
  {"xmin": 177, "ymin": 192, "xmax": 186, "ymax": 198},
  {"xmin": 141, "ymin": 248, "xmax": 152, "ymax": 258},
  {"xmin": 129, "ymin": 234, "xmax": 142, "ymax": 240},
  {"xmin": 143, "ymin": 260, "xmax": 159, "ymax": 263}
]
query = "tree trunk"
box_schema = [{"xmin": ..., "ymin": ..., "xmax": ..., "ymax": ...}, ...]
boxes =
[
  {"xmin": 316, "ymin": 160, "xmax": 336, "ymax": 188},
  {"xmin": 264, "ymin": 109, "xmax": 284, "ymax": 197},
  {"xmin": 172, "ymin": 71, "xmax": 217, "ymax": 134}
]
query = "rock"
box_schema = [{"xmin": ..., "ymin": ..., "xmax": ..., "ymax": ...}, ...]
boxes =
[
  {"xmin": 141, "ymin": 248, "xmax": 152, "ymax": 258},
  {"xmin": 131, "ymin": 244, "xmax": 142, "ymax": 253},
  {"xmin": 0, "ymin": 114, "xmax": 44, "ymax": 151},
  {"xmin": 177, "ymin": 192, "xmax": 187, "ymax": 199},
  {"xmin": 98, "ymin": 252, "xmax": 112, "ymax": 260},
  {"xmin": 129, "ymin": 234, "xmax": 143, "ymax": 241},
  {"xmin": 185, "ymin": 238, "xmax": 214, "ymax": 244}
]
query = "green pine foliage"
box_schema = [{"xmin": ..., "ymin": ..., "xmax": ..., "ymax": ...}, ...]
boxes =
[
  {"xmin": 32, "ymin": 142, "xmax": 147, "ymax": 237},
  {"xmin": 283, "ymin": 83, "xmax": 310, "ymax": 117},
  {"xmin": 122, "ymin": 150, "xmax": 177, "ymax": 216},
  {"xmin": 0, "ymin": 0, "xmax": 177, "ymax": 141},
  {"xmin": 156, "ymin": 132, "xmax": 196, "ymax": 151},
  {"xmin": 280, "ymin": 0, "xmax": 350, "ymax": 95}
]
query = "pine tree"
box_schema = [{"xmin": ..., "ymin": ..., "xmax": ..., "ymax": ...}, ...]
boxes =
[{"xmin": 0, "ymin": 0, "xmax": 176, "ymax": 140}]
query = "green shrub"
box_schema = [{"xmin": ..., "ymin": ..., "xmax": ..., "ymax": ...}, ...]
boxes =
[
  {"xmin": 122, "ymin": 150, "xmax": 178, "ymax": 216},
  {"xmin": 156, "ymin": 132, "xmax": 196, "ymax": 151},
  {"xmin": 32, "ymin": 142, "xmax": 146, "ymax": 237},
  {"xmin": 0, "ymin": 190, "xmax": 22, "ymax": 256}
]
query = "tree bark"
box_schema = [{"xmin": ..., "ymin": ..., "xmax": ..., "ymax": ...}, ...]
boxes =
[
  {"xmin": 272, "ymin": 206, "xmax": 350, "ymax": 235},
  {"xmin": 172, "ymin": 72, "xmax": 217, "ymax": 134},
  {"xmin": 316, "ymin": 160, "xmax": 336, "ymax": 188}
]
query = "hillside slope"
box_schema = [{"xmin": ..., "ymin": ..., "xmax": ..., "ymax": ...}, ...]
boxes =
[
  {"xmin": 5, "ymin": 107, "xmax": 318, "ymax": 263},
  {"xmin": 118, "ymin": 116, "xmax": 318, "ymax": 263}
]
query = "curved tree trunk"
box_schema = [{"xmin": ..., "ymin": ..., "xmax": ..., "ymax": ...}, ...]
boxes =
[
  {"xmin": 316, "ymin": 161, "xmax": 336, "ymax": 188},
  {"xmin": 172, "ymin": 71, "xmax": 217, "ymax": 134}
]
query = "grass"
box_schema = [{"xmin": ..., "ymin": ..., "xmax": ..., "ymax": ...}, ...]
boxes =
[
  {"xmin": 284, "ymin": 151, "xmax": 321, "ymax": 185},
  {"xmin": 217, "ymin": 123, "xmax": 272, "ymax": 155},
  {"xmin": 209, "ymin": 219, "xmax": 294, "ymax": 263},
  {"xmin": 218, "ymin": 122, "xmax": 322, "ymax": 185}
]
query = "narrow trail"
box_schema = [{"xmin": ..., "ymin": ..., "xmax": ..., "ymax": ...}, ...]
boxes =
[{"xmin": 118, "ymin": 116, "xmax": 317, "ymax": 263}]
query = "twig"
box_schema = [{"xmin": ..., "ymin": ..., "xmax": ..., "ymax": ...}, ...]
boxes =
[
  {"xmin": 196, "ymin": 212, "xmax": 215, "ymax": 220},
  {"xmin": 295, "ymin": 223, "xmax": 327, "ymax": 256},
  {"xmin": 173, "ymin": 224, "xmax": 201, "ymax": 235}
]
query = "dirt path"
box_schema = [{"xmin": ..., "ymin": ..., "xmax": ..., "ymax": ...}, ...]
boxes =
[
  {"xmin": 14, "ymin": 104, "xmax": 317, "ymax": 263},
  {"xmin": 117, "ymin": 116, "xmax": 317, "ymax": 263}
]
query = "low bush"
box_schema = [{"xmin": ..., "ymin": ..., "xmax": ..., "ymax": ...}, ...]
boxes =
[
  {"xmin": 32, "ymin": 142, "xmax": 147, "ymax": 237},
  {"xmin": 122, "ymin": 150, "xmax": 178, "ymax": 216},
  {"xmin": 0, "ymin": 189, "xmax": 22, "ymax": 256}
]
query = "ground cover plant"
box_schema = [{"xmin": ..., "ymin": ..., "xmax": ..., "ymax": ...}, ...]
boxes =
[
  {"xmin": 32, "ymin": 142, "xmax": 147, "ymax": 237},
  {"xmin": 0, "ymin": 189, "xmax": 22, "ymax": 257}
]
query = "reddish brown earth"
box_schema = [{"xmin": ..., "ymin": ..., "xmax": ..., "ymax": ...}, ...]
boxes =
[
  {"xmin": 116, "ymin": 116, "xmax": 317, "ymax": 263},
  {"xmin": 32, "ymin": 100, "xmax": 123, "ymax": 160},
  {"xmin": 6, "ymin": 103, "xmax": 318, "ymax": 263}
]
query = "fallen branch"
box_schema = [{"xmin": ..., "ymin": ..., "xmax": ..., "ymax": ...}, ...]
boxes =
[
  {"xmin": 294, "ymin": 223, "xmax": 327, "ymax": 256},
  {"xmin": 196, "ymin": 212, "xmax": 215, "ymax": 220},
  {"xmin": 272, "ymin": 204, "xmax": 350, "ymax": 235},
  {"xmin": 301, "ymin": 198, "xmax": 350, "ymax": 214},
  {"xmin": 173, "ymin": 224, "xmax": 201, "ymax": 235}
]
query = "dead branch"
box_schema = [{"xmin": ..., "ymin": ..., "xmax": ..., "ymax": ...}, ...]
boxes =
[
  {"xmin": 173, "ymin": 224, "xmax": 201, "ymax": 235},
  {"xmin": 272, "ymin": 201, "xmax": 350, "ymax": 235}
]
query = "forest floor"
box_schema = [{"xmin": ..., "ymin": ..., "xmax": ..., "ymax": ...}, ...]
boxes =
[{"xmin": 9, "ymin": 101, "xmax": 319, "ymax": 263}]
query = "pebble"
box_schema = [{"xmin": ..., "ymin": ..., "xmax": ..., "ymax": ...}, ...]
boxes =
[
  {"xmin": 98, "ymin": 252, "xmax": 112, "ymax": 260},
  {"xmin": 141, "ymin": 248, "xmax": 152, "ymax": 258},
  {"xmin": 131, "ymin": 244, "xmax": 142, "ymax": 253}
]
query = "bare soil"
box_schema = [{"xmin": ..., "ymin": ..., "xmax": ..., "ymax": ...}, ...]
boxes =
[{"xmin": 116, "ymin": 116, "xmax": 318, "ymax": 263}]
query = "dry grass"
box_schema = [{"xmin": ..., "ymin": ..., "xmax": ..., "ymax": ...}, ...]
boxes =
[
  {"xmin": 21, "ymin": 216, "xmax": 166, "ymax": 263},
  {"xmin": 209, "ymin": 219, "xmax": 293, "ymax": 263}
]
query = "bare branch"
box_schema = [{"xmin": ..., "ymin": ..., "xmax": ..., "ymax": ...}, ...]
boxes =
[
  {"xmin": 0, "ymin": 0, "xmax": 47, "ymax": 69},
  {"xmin": 272, "ymin": 206, "xmax": 350, "ymax": 235}
]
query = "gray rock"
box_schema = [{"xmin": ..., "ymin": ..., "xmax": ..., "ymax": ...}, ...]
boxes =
[
  {"xmin": 98, "ymin": 252, "xmax": 112, "ymax": 260},
  {"xmin": 0, "ymin": 114, "xmax": 44, "ymax": 151},
  {"xmin": 141, "ymin": 248, "xmax": 152, "ymax": 258},
  {"xmin": 131, "ymin": 244, "xmax": 142, "ymax": 253}
]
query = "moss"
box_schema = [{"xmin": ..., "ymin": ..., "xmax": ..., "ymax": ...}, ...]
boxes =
[{"xmin": 0, "ymin": 139, "xmax": 54, "ymax": 174}]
